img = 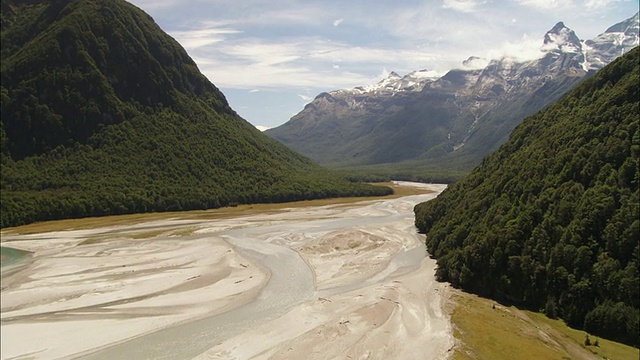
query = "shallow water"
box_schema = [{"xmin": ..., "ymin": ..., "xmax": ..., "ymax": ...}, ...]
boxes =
[{"xmin": 0, "ymin": 246, "xmax": 29, "ymax": 268}]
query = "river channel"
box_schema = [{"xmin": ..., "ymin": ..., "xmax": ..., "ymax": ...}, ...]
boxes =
[{"xmin": 1, "ymin": 182, "xmax": 453, "ymax": 360}]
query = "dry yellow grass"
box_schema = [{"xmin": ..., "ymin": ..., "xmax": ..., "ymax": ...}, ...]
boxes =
[
  {"xmin": 77, "ymin": 236, "xmax": 112, "ymax": 246},
  {"xmin": 449, "ymin": 290, "xmax": 567, "ymax": 360},
  {"xmin": 128, "ymin": 229, "xmax": 172, "ymax": 239},
  {"xmin": 75, "ymin": 227, "xmax": 199, "ymax": 246},
  {"xmin": 527, "ymin": 312, "xmax": 640, "ymax": 360},
  {"xmin": 448, "ymin": 289, "xmax": 639, "ymax": 360}
]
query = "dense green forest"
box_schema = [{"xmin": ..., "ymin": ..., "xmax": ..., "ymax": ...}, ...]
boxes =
[
  {"xmin": 335, "ymin": 163, "xmax": 464, "ymax": 185},
  {"xmin": 0, "ymin": 0, "xmax": 391, "ymax": 228},
  {"xmin": 415, "ymin": 47, "xmax": 639, "ymax": 346}
]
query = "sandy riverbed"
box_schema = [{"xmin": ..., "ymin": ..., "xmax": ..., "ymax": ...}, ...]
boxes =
[{"xmin": 1, "ymin": 182, "xmax": 453, "ymax": 359}]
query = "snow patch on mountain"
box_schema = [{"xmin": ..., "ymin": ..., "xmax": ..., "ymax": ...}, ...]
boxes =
[
  {"xmin": 541, "ymin": 22, "xmax": 582, "ymax": 53},
  {"xmin": 336, "ymin": 69, "xmax": 440, "ymax": 96},
  {"xmin": 582, "ymin": 12, "xmax": 639, "ymax": 70},
  {"xmin": 327, "ymin": 14, "xmax": 637, "ymax": 106}
]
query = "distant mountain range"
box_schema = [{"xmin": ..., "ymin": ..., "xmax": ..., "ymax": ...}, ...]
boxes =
[
  {"xmin": 0, "ymin": 0, "xmax": 390, "ymax": 228},
  {"xmin": 266, "ymin": 13, "xmax": 639, "ymax": 178}
]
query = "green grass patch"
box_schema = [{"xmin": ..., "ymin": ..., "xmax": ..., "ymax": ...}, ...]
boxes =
[
  {"xmin": 527, "ymin": 312, "xmax": 640, "ymax": 360},
  {"xmin": 450, "ymin": 291, "xmax": 566, "ymax": 360},
  {"xmin": 449, "ymin": 289, "xmax": 639, "ymax": 360}
]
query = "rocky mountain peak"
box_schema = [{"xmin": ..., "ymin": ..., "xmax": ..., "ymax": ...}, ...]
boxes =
[
  {"xmin": 605, "ymin": 11, "xmax": 639, "ymax": 35},
  {"xmin": 583, "ymin": 12, "xmax": 639, "ymax": 70},
  {"xmin": 547, "ymin": 21, "xmax": 567, "ymax": 34},
  {"xmin": 543, "ymin": 21, "xmax": 582, "ymax": 53},
  {"xmin": 387, "ymin": 71, "xmax": 401, "ymax": 79},
  {"xmin": 462, "ymin": 56, "xmax": 489, "ymax": 69},
  {"xmin": 334, "ymin": 69, "xmax": 438, "ymax": 97}
]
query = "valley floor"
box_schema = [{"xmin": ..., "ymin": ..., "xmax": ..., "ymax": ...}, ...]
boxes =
[{"xmin": 1, "ymin": 182, "xmax": 453, "ymax": 359}]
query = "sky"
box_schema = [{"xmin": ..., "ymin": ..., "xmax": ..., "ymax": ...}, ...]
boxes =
[{"xmin": 127, "ymin": 0, "xmax": 639, "ymax": 130}]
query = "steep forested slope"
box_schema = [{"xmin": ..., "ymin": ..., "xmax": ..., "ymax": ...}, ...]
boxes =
[
  {"xmin": 0, "ymin": 0, "xmax": 390, "ymax": 228},
  {"xmin": 415, "ymin": 47, "xmax": 639, "ymax": 346}
]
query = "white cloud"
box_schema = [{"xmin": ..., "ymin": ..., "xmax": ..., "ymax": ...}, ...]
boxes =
[
  {"xmin": 511, "ymin": 0, "xmax": 621, "ymax": 11},
  {"xmin": 484, "ymin": 34, "xmax": 545, "ymax": 62},
  {"xmin": 333, "ymin": 18, "xmax": 344, "ymax": 27},
  {"xmin": 442, "ymin": 0, "xmax": 487, "ymax": 12},
  {"xmin": 378, "ymin": 67, "xmax": 391, "ymax": 79},
  {"xmin": 183, "ymin": 34, "xmax": 449, "ymax": 90},
  {"xmin": 380, "ymin": 4, "xmax": 497, "ymax": 53},
  {"xmin": 128, "ymin": 0, "xmax": 184, "ymax": 10},
  {"xmin": 298, "ymin": 94, "xmax": 313, "ymax": 101},
  {"xmin": 313, "ymin": 46, "xmax": 433, "ymax": 65},
  {"xmin": 225, "ymin": 4, "xmax": 331, "ymax": 28},
  {"xmin": 204, "ymin": 61, "xmax": 374, "ymax": 89},
  {"xmin": 584, "ymin": 0, "xmax": 623, "ymax": 10},
  {"xmin": 170, "ymin": 27, "xmax": 241, "ymax": 49},
  {"xmin": 223, "ymin": 42, "xmax": 303, "ymax": 66},
  {"xmin": 514, "ymin": 0, "xmax": 571, "ymax": 9},
  {"xmin": 255, "ymin": 125, "xmax": 271, "ymax": 131}
]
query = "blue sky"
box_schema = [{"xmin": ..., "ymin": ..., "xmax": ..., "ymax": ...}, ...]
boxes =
[{"xmin": 128, "ymin": 0, "xmax": 638, "ymax": 129}]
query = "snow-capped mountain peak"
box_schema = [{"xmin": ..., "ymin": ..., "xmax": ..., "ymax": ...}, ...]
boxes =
[
  {"xmin": 328, "ymin": 14, "xmax": 636, "ymax": 101},
  {"xmin": 387, "ymin": 71, "xmax": 402, "ymax": 79},
  {"xmin": 542, "ymin": 22, "xmax": 582, "ymax": 54},
  {"xmin": 583, "ymin": 12, "xmax": 639, "ymax": 70},
  {"xmin": 338, "ymin": 69, "xmax": 439, "ymax": 95},
  {"xmin": 605, "ymin": 11, "xmax": 639, "ymax": 35}
]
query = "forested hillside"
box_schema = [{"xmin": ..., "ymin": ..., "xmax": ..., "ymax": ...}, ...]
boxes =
[
  {"xmin": 414, "ymin": 47, "xmax": 639, "ymax": 346},
  {"xmin": 0, "ymin": 0, "xmax": 390, "ymax": 228}
]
